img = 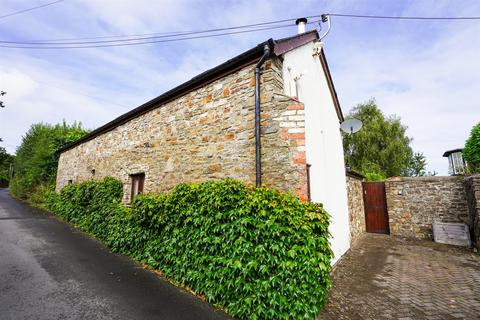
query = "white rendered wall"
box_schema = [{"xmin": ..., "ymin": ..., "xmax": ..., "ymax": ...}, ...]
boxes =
[{"xmin": 282, "ymin": 42, "xmax": 350, "ymax": 264}]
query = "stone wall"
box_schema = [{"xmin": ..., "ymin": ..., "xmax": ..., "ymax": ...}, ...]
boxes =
[
  {"xmin": 464, "ymin": 175, "xmax": 480, "ymax": 247},
  {"xmin": 385, "ymin": 176, "xmax": 469, "ymax": 239},
  {"xmin": 56, "ymin": 58, "xmax": 309, "ymax": 203},
  {"xmin": 346, "ymin": 172, "xmax": 365, "ymax": 245}
]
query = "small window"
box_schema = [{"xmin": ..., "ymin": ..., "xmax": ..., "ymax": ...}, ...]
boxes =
[
  {"xmin": 67, "ymin": 180, "xmax": 73, "ymax": 185},
  {"xmin": 130, "ymin": 173, "xmax": 145, "ymax": 200},
  {"xmin": 91, "ymin": 169, "xmax": 96, "ymax": 176}
]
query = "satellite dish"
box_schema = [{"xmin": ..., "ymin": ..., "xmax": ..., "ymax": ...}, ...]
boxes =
[{"xmin": 340, "ymin": 118, "xmax": 363, "ymax": 134}]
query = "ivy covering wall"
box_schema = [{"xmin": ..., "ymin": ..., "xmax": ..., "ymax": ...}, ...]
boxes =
[{"xmin": 46, "ymin": 178, "xmax": 333, "ymax": 319}]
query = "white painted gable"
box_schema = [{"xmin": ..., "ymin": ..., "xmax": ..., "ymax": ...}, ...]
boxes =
[{"xmin": 281, "ymin": 41, "xmax": 351, "ymax": 264}]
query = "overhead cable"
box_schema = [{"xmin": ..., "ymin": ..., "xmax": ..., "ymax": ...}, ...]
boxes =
[
  {"xmin": 0, "ymin": 20, "xmax": 321, "ymax": 49},
  {"xmin": 328, "ymin": 13, "xmax": 480, "ymax": 20},
  {"xmin": 0, "ymin": 0, "xmax": 65, "ymax": 20}
]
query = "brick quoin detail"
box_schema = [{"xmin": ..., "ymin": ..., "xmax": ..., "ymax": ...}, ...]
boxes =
[
  {"xmin": 276, "ymin": 103, "xmax": 308, "ymax": 201},
  {"xmin": 287, "ymin": 104, "xmax": 304, "ymax": 110}
]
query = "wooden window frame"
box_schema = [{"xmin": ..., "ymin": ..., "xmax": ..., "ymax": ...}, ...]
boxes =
[{"xmin": 130, "ymin": 173, "xmax": 145, "ymax": 201}]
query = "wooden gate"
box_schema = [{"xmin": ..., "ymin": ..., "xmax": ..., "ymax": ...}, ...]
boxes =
[{"xmin": 362, "ymin": 182, "xmax": 390, "ymax": 234}]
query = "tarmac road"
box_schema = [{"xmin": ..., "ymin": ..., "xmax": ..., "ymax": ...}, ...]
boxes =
[{"xmin": 0, "ymin": 188, "xmax": 232, "ymax": 320}]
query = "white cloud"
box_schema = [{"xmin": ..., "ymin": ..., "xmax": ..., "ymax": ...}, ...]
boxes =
[{"xmin": 1, "ymin": 68, "xmax": 38, "ymax": 99}]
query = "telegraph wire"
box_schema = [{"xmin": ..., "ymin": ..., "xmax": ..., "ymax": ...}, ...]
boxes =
[
  {"xmin": 327, "ymin": 13, "xmax": 480, "ymax": 20},
  {"xmin": 0, "ymin": 0, "xmax": 66, "ymax": 20},
  {"xmin": 11, "ymin": 12, "xmax": 480, "ymax": 44},
  {"xmin": 0, "ymin": 20, "xmax": 321, "ymax": 49},
  {"xmin": 23, "ymin": 16, "xmax": 323, "ymax": 43},
  {"xmin": 0, "ymin": 22, "xmax": 299, "ymax": 45},
  {"xmin": 1, "ymin": 11, "xmax": 480, "ymax": 49}
]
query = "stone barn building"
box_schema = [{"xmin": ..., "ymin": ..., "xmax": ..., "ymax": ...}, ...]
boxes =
[{"xmin": 56, "ymin": 25, "xmax": 351, "ymax": 263}]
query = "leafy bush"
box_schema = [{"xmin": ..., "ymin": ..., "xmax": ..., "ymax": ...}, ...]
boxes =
[
  {"xmin": 9, "ymin": 121, "xmax": 89, "ymax": 203},
  {"xmin": 29, "ymin": 183, "xmax": 56, "ymax": 207},
  {"xmin": 464, "ymin": 122, "xmax": 480, "ymax": 173},
  {"xmin": 365, "ymin": 172, "xmax": 385, "ymax": 182},
  {"xmin": 47, "ymin": 178, "xmax": 333, "ymax": 319}
]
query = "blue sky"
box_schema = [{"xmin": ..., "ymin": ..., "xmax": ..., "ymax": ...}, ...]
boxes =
[{"xmin": 0, "ymin": 0, "xmax": 479, "ymax": 175}]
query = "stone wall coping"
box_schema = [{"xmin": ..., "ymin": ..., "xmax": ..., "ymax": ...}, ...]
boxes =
[
  {"xmin": 464, "ymin": 174, "xmax": 480, "ymax": 181},
  {"xmin": 386, "ymin": 176, "xmax": 464, "ymax": 183}
]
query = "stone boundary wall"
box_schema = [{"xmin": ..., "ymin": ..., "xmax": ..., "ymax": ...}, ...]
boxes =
[
  {"xmin": 56, "ymin": 58, "xmax": 309, "ymax": 203},
  {"xmin": 385, "ymin": 176, "xmax": 469, "ymax": 239},
  {"xmin": 464, "ymin": 175, "xmax": 480, "ymax": 247},
  {"xmin": 346, "ymin": 172, "xmax": 365, "ymax": 245}
]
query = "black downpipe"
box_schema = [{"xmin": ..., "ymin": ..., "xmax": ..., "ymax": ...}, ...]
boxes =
[{"xmin": 255, "ymin": 44, "xmax": 271, "ymax": 187}]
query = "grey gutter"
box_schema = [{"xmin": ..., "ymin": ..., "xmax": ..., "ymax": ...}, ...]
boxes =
[{"xmin": 254, "ymin": 44, "xmax": 271, "ymax": 186}]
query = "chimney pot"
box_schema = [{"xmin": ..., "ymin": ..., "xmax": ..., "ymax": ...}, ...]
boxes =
[{"xmin": 295, "ymin": 17, "xmax": 308, "ymax": 34}]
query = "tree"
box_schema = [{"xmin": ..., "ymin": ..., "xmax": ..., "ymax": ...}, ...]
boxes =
[
  {"xmin": 9, "ymin": 121, "xmax": 89, "ymax": 201},
  {"xmin": 408, "ymin": 152, "xmax": 427, "ymax": 177},
  {"xmin": 343, "ymin": 99, "xmax": 426, "ymax": 179},
  {"xmin": 464, "ymin": 122, "xmax": 480, "ymax": 173},
  {"xmin": 0, "ymin": 147, "xmax": 14, "ymax": 187}
]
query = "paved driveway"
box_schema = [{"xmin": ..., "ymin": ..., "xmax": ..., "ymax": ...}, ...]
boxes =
[
  {"xmin": 0, "ymin": 189, "xmax": 232, "ymax": 320},
  {"xmin": 319, "ymin": 234, "xmax": 480, "ymax": 320}
]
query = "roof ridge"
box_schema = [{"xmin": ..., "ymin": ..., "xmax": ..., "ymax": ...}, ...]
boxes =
[{"xmin": 274, "ymin": 29, "xmax": 318, "ymax": 43}]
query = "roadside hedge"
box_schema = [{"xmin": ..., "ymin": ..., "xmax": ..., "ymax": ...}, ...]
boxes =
[
  {"xmin": 46, "ymin": 177, "xmax": 333, "ymax": 319},
  {"xmin": 9, "ymin": 121, "xmax": 89, "ymax": 203}
]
